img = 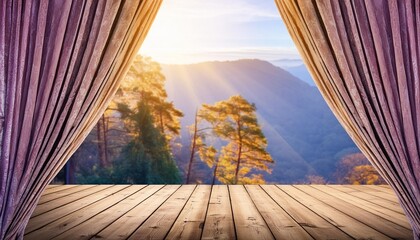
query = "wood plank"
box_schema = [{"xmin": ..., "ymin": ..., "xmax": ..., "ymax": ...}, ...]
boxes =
[
  {"xmin": 321, "ymin": 185, "xmax": 411, "ymax": 228},
  {"xmin": 41, "ymin": 185, "xmax": 77, "ymax": 195},
  {"xmin": 375, "ymin": 185, "xmax": 396, "ymax": 194},
  {"xmin": 351, "ymin": 185, "xmax": 399, "ymax": 203},
  {"xmin": 334, "ymin": 185, "xmax": 404, "ymax": 214},
  {"xmin": 128, "ymin": 185, "xmax": 196, "ymax": 240},
  {"xmin": 303, "ymin": 185, "xmax": 413, "ymax": 239},
  {"xmin": 201, "ymin": 185, "xmax": 235, "ymax": 240},
  {"xmin": 280, "ymin": 185, "xmax": 392, "ymax": 239},
  {"xmin": 91, "ymin": 185, "xmax": 179, "ymax": 239},
  {"xmin": 25, "ymin": 185, "xmax": 127, "ymax": 234},
  {"xmin": 229, "ymin": 185, "xmax": 274, "ymax": 240},
  {"xmin": 32, "ymin": 185, "xmax": 110, "ymax": 217},
  {"xmin": 25, "ymin": 185, "xmax": 143, "ymax": 239},
  {"xmin": 165, "ymin": 185, "xmax": 211, "ymax": 240},
  {"xmin": 245, "ymin": 185, "xmax": 313, "ymax": 240},
  {"xmin": 37, "ymin": 185, "xmax": 97, "ymax": 205},
  {"xmin": 338, "ymin": 185, "xmax": 400, "ymax": 204},
  {"xmin": 26, "ymin": 185, "xmax": 414, "ymax": 240},
  {"xmin": 262, "ymin": 185, "xmax": 352, "ymax": 240},
  {"xmin": 53, "ymin": 185, "xmax": 165, "ymax": 240},
  {"xmin": 25, "ymin": 185, "xmax": 123, "ymax": 234}
]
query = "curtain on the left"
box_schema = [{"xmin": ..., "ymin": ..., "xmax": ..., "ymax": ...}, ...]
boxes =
[{"xmin": 0, "ymin": 0, "xmax": 162, "ymax": 238}]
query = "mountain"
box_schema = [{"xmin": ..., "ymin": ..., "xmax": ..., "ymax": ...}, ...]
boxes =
[
  {"xmin": 162, "ymin": 59, "xmax": 359, "ymax": 183},
  {"xmin": 285, "ymin": 64, "xmax": 315, "ymax": 86},
  {"xmin": 269, "ymin": 58, "xmax": 304, "ymax": 68}
]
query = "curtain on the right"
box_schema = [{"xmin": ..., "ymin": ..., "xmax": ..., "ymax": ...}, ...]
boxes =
[{"xmin": 276, "ymin": 0, "xmax": 419, "ymax": 238}]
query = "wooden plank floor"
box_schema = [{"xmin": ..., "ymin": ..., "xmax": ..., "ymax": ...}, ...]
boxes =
[{"xmin": 25, "ymin": 185, "xmax": 413, "ymax": 240}]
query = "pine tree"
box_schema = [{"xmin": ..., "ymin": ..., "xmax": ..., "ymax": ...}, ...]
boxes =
[
  {"xmin": 199, "ymin": 95, "xmax": 273, "ymax": 184},
  {"xmin": 186, "ymin": 110, "xmax": 216, "ymax": 184},
  {"xmin": 66, "ymin": 55, "xmax": 183, "ymax": 184},
  {"xmin": 114, "ymin": 55, "xmax": 183, "ymax": 140},
  {"xmin": 116, "ymin": 103, "xmax": 181, "ymax": 183}
]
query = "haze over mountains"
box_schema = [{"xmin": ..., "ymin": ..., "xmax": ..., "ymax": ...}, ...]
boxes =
[{"xmin": 162, "ymin": 59, "xmax": 359, "ymax": 183}]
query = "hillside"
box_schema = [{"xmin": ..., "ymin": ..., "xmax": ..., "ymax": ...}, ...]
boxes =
[
  {"xmin": 162, "ymin": 59, "xmax": 359, "ymax": 183},
  {"xmin": 285, "ymin": 64, "xmax": 315, "ymax": 86}
]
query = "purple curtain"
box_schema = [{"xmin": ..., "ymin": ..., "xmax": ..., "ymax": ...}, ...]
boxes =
[
  {"xmin": 0, "ymin": 0, "xmax": 162, "ymax": 238},
  {"xmin": 276, "ymin": 0, "xmax": 419, "ymax": 238}
]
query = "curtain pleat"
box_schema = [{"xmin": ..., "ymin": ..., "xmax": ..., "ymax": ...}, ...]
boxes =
[
  {"xmin": 0, "ymin": 0, "xmax": 162, "ymax": 238},
  {"xmin": 275, "ymin": 0, "xmax": 419, "ymax": 238}
]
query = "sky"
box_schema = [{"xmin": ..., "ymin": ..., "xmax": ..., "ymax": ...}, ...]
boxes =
[{"xmin": 139, "ymin": 0, "xmax": 301, "ymax": 65}]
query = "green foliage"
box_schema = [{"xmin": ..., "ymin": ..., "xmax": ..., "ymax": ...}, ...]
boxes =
[
  {"xmin": 113, "ymin": 55, "xmax": 183, "ymax": 140},
  {"xmin": 115, "ymin": 103, "xmax": 181, "ymax": 184},
  {"xmin": 67, "ymin": 55, "xmax": 183, "ymax": 184},
  {"xmin": 198, "ymin": 95, "xmax": 274, "ymax": 184},
  {"xmin": 114, "ymin": 137, "xmax": 153, "ymax": 184},
  {"xmin": 76, "ymin": 166, "xmax": 115, "ymax": 184}
]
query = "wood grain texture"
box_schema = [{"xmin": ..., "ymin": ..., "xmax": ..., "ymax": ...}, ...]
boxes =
[
  {"xmin": 37, "ymin": 185, "xmax": 97, "ymax": 205},
  {"xmin": 165, "ymin": 185, "xmax": 211, "ymax": 240},
  {"xmin": 333, "ymin": 185, "xmax": 404, "ymax": 214},
  {"xmin": 129, "ymin": 185, "xmax": 196, "ymax": 240},
  {"xmin": 306, "ymin": 185, "xmax": 412, "ymax": 239},
  {"xmin": 92, "ymin": 185, "xmax": 179, "ymax": 240},
  {"xmin": 25, "ymin": 185, "xmax": 412, "ymax": 240},
  {"xmin": 52, "ymin": 185, "xmax": 163, "ymax": 240},
  {"xmin": 245, "ymin": 185, "xmax": 313, "ymax": 240},
  {"xmin": 25, "ymin": 186, "xmax": 143, "ymax": 240},
  {"xmin": 201, "ymin": 185, "xmax": 235, "ymax": 240},
  {"xmin": 229, "ymin": 185, "xmax": 274, "ymax": 240},
  {"xmin": 31, "ymin": 185, "xmax": 111, "ymax": 217},
  {"xmin": 280, "ymin": 185, "xmax": 391, "ymax": 239},
  {"xmin": 351, "ymin": 185, "xmax": 400, "ymax": 204},
  {"xmin": 40, "ymin": 185, "xmax": 78, "ymax": 195},
  {"xmin": 318, "ymin": 185, "xmax": 411, "ymax": 228},
  {"xmin": 25, "ymin": 185, "xmax": 128, "ymax": 235}
]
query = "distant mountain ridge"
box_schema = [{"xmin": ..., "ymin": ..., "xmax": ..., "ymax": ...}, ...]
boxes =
[
  {"xmin": 162, "ymin": 59, "xmax": 358, "ymax": 183},
  {"xmin": 285, "ymin": 64, "xmax": 315, "ymax": 86}
]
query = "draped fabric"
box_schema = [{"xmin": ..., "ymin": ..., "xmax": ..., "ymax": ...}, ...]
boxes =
[
  {"xmin": 0, "ymin": 0, "xmax": 162, "ymax": 238},
  {"xmin": 275, "ymin": 0, "xmax": 420, "ymax": 238}
]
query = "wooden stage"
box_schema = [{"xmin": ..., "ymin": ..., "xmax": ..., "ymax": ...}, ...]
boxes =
[{"xmin": 25, "ymin": 185, "xmax": 412, "ymax": 239}]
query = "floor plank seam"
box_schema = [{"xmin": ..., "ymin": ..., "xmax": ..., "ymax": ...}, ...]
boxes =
[
  {"xmin": 161, "ymin": 185, "xmax": 198, "ymax": 240},
  {"xmin": 26, "ymin": 185, "xmax": 412, "ymax": 240},
  {"xmin": 244, "ymin": 185, "xmax": 276, "ymax": 239},
  {"xmin": 307, "ymin": 185, "xmax": 412, "ymax": 238},
  {"xmin": 25, "ymin": 185, "xmax": 133, "ymax": 236},
  {"xmin": 319, "ymin": 185, "xmax": 411, "ymax": 230},
  {"xmin": 37, "ymin": 185, "xmax": 98, "ymax": 206},
  {"xmin": 86, "ymin": 185, "xmax": 167, "ymax": 240},
  {"xmin": 261, "ymin": 185, "xmax": 315, "ymax": 239},
  {"xmin": 47, "ymin": 185, "xmax": 147, "ymax": 239},
  {"xmin": 278, "ymin": 185, "xmax": 355, "ymax": 240},
  {"xmin": 227, "ymin": 185, "xmax": 238, "ymax": 240},
  {"xmin": 124, "ymin": 184, "xmax": 182, "ymax": 240},
  {"xmin": 32, "ymin": 185, "xmax": 113, "ymax": 218},
  {"xmin": 199, "ymin": 184, "xmax": 214, "ymax": 240}
]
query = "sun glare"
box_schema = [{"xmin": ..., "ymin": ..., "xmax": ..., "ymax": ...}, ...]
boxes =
[{"xmin": 139, "ymin": 0, "xmax": 299, "ymax": 64}]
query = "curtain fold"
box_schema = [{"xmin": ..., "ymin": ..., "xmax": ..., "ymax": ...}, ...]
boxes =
[
  {"xmin": 275, "ymin": 0, "xmax": 419, "ymax": 238},
  {"xmin": 0, "ymin": 0, "xmax": 162, "ymax": 238}
]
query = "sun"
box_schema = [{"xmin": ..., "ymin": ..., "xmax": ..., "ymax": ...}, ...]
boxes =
[{"xmin": 139, "ymin": 0, "xmax": 299, "ymax": 64}]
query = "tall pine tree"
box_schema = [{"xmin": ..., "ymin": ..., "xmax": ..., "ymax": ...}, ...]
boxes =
[
  {"xmin": 115, "ymin": 103, "xmax": 181, "ymax": 183},
  {"xmin": 199, "ymin": 95, "xmax": 273, "ymax": 184},
  {"xmin": 114, "ymin": 55, "xmax": 183, "ymax": 140}
]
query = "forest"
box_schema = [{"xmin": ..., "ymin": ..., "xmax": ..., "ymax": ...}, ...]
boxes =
[{"xmin": 55, "ymin": 56, "xmax": 385, "ymax": 185}]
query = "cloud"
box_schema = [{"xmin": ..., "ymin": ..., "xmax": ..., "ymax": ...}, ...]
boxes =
[
  {"xmin": 140, "ymin": 46, "xmax": 301, "ymax": 64},
  {"xmin": 140, "ymin": 0, "xmax": 298, "ymax": 65}
]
